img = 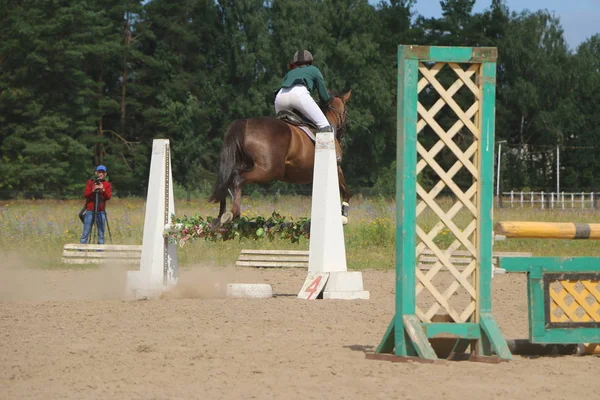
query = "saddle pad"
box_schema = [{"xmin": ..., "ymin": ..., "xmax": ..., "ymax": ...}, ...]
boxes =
[
  {"xmin": 298, "ymin": 126, "xmax": 316, "ymax": 142},
  {"xmin": 297, "ymin": 125, "xmax": 341, "ymax": 162}
]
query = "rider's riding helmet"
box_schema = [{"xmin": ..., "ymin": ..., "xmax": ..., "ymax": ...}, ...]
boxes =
[{"xmin": 293, "ymin": 50, "xmax": 313, "ymax": 65}]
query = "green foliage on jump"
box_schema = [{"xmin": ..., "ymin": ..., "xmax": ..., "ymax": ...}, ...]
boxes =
[{"xmin": 167, "ymin": 212, "xmax": 311, "ymax": 245}]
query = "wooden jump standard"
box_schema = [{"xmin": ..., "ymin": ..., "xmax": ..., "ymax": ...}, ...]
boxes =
[
  {"xmin": 495, "ymin": 221, "xmax": 600, "ymax": 240},
  {"xmin": 371, "ymin": 45, "xmax": 511, "ymax": 363}
]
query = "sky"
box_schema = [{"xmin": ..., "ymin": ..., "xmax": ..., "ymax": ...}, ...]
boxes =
[{"xmin": 372, "ymin": 0, "xmax": 600, "ymax": 50}]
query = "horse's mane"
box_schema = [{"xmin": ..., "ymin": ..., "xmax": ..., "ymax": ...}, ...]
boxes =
[
  {"xmin": 319, "ymin": 90, "xmax": 344, "ymax": 112},
  {"xmin": 321, "ymin": 90, "xmax": 348, "ymax": 142},
  {"xmin": 328, "ymin": 90, "xmax": 346, "ymax": 100}
]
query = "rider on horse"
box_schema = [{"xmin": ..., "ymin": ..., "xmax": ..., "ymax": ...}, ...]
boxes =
[{"xmin": 274, "ymin": 49, "xmax": 333, "ymax": 134}]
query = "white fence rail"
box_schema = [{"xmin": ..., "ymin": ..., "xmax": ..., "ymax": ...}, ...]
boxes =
[{"xmin": 499, "ymin": 191, "xmax": 598, "ymax": 209}]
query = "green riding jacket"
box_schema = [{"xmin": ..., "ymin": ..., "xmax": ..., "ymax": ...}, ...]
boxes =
[{"xmin": 278, "ymin": 65, "xmax": 330, "ymax": 103}]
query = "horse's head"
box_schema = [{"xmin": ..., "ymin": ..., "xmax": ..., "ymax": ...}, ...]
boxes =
[{"xmin": 324, "ymin": 90, "xmax": 352, "ymax": 141}]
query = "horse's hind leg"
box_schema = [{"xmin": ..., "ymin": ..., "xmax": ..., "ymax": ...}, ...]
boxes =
[
  {"xmin": 218, "ymin": 199, "xmax": 226, "ymax": 218},
  {"xmin": 338, "ymin": 166, "xmax": 352, "ymax": 224},
  {"xmin": 210, "ymin": 199, "xmax": 227, "ymax": 228},
  {"xmin": 220, "ymin": 177, "xmax": 244, "ymax": 224},
  {"xmin": 231, "ymin": 178, "xmax": 244, "ymax": 219},
  {"xmin": 218, "ymin": 189, "xmax": 234, "ymax": 225}
]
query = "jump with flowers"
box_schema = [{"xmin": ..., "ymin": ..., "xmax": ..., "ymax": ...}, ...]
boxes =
[{"xmin": 167, "ymin": 212, "xmax": 311, "ymax": 246}]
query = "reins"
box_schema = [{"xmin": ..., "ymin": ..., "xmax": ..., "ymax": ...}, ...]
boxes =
[{"xmin": 328, "ymin": 102, "xmax": 372, "ymax": 143}]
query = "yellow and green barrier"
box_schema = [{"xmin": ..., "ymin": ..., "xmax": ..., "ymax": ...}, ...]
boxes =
[{"xmin": 498, "ymin": 223, "xmax": 600, "ymax": 354}]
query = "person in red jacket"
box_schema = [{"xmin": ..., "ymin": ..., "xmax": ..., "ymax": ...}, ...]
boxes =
[{"xmin": 80, "ymin": 165, "xmax": 112, "ymax": 244}]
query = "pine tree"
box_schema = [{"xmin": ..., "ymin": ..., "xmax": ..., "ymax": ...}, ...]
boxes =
[{"xmin": 0, "ymin": 1, "xmax": 123, "ymax": 196}]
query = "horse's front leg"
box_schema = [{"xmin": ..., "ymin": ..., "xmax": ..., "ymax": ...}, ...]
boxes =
[{"xmin": 337, "ymin": 166, "xmax": 352, "ymax": 225}]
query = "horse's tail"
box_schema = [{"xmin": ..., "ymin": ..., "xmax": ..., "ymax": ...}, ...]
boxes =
[{"xmin": 208, "ymin": 120, "xmax": 253, "ymax": 203}]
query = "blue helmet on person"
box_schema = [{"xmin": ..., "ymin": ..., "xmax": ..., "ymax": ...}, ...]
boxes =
[{"xmin": 96, "ymin": 165, "xmax": 107, "ymax": 172}]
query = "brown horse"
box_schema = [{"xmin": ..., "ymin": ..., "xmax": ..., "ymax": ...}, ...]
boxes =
[{"xmin": 209, "ymin": 90, "xmax": 352, "ymax": 223}]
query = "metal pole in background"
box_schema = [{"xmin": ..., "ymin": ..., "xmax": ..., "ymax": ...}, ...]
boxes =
[
  {"xmin": 496, "ymin": 141, "xmax": 506, "ymax": 206},
  {"xmin": 556, "ymin": 145, "xmax": 560, "ymax": 196}
]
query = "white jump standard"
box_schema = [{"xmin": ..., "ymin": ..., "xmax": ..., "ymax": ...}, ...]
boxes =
[
  {"xmin": 125, "ymin": 139, "xmax": 178, "ymax": 299},
  {"xmin": 124, "ymin": 139, "xmax": 273, "ymax": 300},
  {"xmin": 301, "ymin": 130, "xmax": 369, "ymax": 300}
]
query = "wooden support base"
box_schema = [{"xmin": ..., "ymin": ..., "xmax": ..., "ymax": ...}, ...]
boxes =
[{"xmin": 62, "ymin": 244, "xmax": 141, "ymax": 264}]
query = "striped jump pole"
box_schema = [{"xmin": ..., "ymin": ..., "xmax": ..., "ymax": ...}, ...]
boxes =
[{"xmin": 495, "ymin": 221, "xmax": 600, "ymax": 240}]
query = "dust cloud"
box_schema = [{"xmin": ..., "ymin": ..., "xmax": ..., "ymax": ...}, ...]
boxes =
[
  {"xmin": 0, "ymin": 253, "xmax": 259, "ymax": 301},
  {"xmin": 0, "ymin": 251, "xmax": 128, "ymax": 301},
  {"xmin": 162, "ymin": 265, "xmax": 258, "ymax": 299}
]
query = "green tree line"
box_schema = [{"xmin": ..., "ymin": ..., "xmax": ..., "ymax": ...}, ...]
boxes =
[{"xmin": 1, "ymin": 0, "xmax": 599, "ymax": 199}]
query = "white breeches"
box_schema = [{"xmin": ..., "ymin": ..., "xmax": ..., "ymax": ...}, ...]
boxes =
[{"xmin": 275, "ymin": 85, "xmax": 330, "ymax": 128}]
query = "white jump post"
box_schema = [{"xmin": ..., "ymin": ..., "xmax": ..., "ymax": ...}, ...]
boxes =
[
  {"xmin": 125, "ymin": 139, "xmax": 178, "ymax": 299},
  {"xmin": 303, "ymin": 130, "xmax": 369, "ymax": 300}
]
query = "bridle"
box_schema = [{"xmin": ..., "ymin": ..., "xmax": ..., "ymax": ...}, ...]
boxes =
[
  {"xmin": 327, "ymin": 99, "xmax": 372, "ymax": 143},
  {"xmin": 327, "ymin": 102, "xmax": 348, "ymax": 141}
]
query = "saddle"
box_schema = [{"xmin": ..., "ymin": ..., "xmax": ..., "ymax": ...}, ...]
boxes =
[
  {"xmin": 276, "ymin": 110, "xmax": 341, "ymax": 163},
  {"xmin": 276, "ymin": 110, "xmax": 319, "ymax": 135}
]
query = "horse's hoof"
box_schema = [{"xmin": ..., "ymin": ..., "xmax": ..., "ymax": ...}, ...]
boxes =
[
  {"xmin": 221, "ymin": 211, "xmax": 234, "ymax": 225},
  {"xmin": 341, "ymin": 202, "xmax": 349, "ymax": 225}
]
